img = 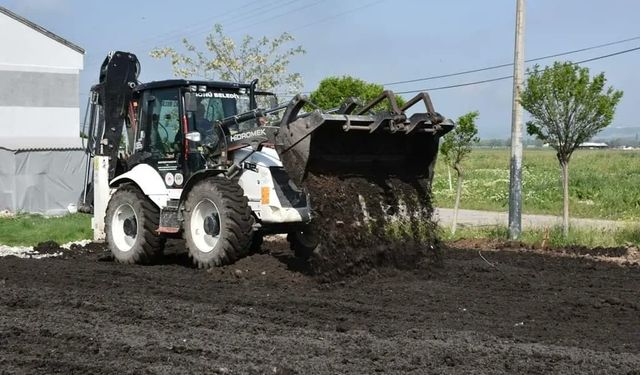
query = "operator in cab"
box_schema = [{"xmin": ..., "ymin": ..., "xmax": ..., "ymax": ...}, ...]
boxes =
[{"xmin": 194, "ymin": 103, "xmax": 219, "ymax": 148}]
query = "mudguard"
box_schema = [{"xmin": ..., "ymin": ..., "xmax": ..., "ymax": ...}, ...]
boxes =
[
  {"xmin": 109, "ymin": 164, "xmax": 169, "ymax": 209},
  {"xmin": 235, "ymin": 147, "xmax": 311, "ymax": 224}
]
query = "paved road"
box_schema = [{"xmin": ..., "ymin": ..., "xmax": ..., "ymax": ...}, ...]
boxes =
[{"xmin": 434, "ymin": 208, "xmax": 631, "ymax": 230}]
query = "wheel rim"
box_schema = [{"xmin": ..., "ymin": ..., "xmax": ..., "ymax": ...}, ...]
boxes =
[
  {"xmin": 191, "ymin": 199, "xmax": 221, "ymax": 253},
  {"xmin": 111, "ymin": 203, "xmax": 138, "ymax": 252}
]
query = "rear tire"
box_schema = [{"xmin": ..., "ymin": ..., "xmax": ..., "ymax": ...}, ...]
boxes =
[
  {"xmin": 105, "ymin": 184, "xmax": 165, "ymax": 264},
  {"xmin": 184, "ymin": 177, "xmax": 254, "ymax": 268},
  {"xmin": 288, "ymin": 225, "xmax": 319, "ymax": 260}
]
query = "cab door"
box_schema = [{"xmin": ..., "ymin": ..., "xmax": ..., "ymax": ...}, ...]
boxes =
[{"xmin": 138, "ymin": 88, "xmax": 185, "ymax": 189}]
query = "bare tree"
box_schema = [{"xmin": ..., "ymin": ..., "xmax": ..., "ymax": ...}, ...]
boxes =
[{"xmin": 440, "ymin": 111, "xmax": 480, "ymax": 234}]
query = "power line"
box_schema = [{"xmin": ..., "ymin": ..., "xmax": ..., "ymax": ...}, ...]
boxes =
[
  {"xmin": 574, "ymin": 46, "xmax": 640, "ymax": 64},
  {"xmin": 275, "ymin": 35, "xmax": 640, "ymax": 96},
  {"xmin": 287, "ymin": 0, "xmax": 386, "ymax": 33},
  {"xmin": 383, "ymin": 35, "xmax": 640, "ymax": 86},
  {"xmin": 394, "ymin": 45, "xmax": 640, "ymax": 95},
  {"xmin": 152, "ymin": 0, "xmax": 302, "ymax": 46},
  {"xmin": 394, "ymin": 75, "xmax": 513, "ymax": 94},
  {"xmin": 130, "ymin": 0, "xmax": 268, "ymax": 49},
  {"xmin": 84, "ymin": 0, "xmax": 297, "ymax": 67},
  {"xmin": 225, "ymin": 0, "xmax": 328, "ymax": 34}
]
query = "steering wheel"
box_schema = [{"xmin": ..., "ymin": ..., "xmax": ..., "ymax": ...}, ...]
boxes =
[
  {"xmin": 156, "ymin": 122, "xmax": 175, "ymax": 154},
  {"xmin": 157, "ymin": 122, "xmax": 170, "ymax": 141}
]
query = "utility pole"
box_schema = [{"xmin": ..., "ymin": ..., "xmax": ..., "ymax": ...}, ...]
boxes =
[{"xmin": 508, "ymin": 0, "xmax": 525, "ymax": 239}]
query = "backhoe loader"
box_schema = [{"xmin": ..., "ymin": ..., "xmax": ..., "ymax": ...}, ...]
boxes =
[{"xmin": 80, "ymin": 51, "xmax": 454, "ymax": 268}]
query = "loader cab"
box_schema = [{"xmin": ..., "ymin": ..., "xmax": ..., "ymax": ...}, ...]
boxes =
[
  {"xmin": 137, "ymin": 88, "xmax": 181, "ymax": 160},
  {"xmin": 131, "ymin": 80, "xmax": 276, "ymax": 187}
]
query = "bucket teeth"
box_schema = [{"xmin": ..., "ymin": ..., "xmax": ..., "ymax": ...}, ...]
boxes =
[{"xmin": 274, "ymin": 90, "xmax": 454, "ymax": 187}]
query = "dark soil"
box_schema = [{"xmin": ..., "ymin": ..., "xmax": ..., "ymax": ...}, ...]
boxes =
[
  {"xmin": 450, "ymin": 238, "xmax": 639, "ymax": 265},
  {"xmin": 303, "ymin": 173, "xmax": 440, "ymax": 281},
  {"xmin": 32, "ymin": 241, "xmax": 63, "ymax": 255},
  {"xmin": 1, "ymin": 239, "xmax": 639, "ymax": 374},
  {"xmin": 30, "ymin": 240, "xmax": 108, "ymax": 259},
  {"xmin": 560, "ymin": 245, "xmax": 629, "ymax": 258}
]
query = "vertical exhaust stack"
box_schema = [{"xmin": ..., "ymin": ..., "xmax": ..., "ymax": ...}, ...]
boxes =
[{"xmin": 275, "ymin": 92, "xmax": 454, "ymax": 280}]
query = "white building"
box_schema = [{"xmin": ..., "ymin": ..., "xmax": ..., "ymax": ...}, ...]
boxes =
[
  {"xmin": 0, "ymin": 6, "xmax": 85, "ymax": 215},
  {"xmin": 578, "ymin": 142, "xmax": 608, "ymax": 149}
]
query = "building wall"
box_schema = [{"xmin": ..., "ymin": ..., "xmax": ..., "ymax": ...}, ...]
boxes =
[
  {"xmin": 0, "ymin": 12, "xmax": 82, "ymax": 72},
  {"xmin": 0, "ymin": 148, "xmax": 16, "ymax": 212},
  {"xmin": 0, "ymin": 148, "xmax": 86, "ymax": 216},
  {"xmin": 0, "ymin": 11, "xmax": 83, "ymax": 141}
]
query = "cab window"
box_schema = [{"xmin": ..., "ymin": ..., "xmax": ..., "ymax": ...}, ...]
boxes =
[{"xmin": 142, "ymin": 88, "xmax": 181, "ymax": 159}]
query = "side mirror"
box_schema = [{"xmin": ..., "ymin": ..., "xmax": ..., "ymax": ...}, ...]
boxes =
[
  {"xmin": 185, "ymin": 131, "xmax": 201, "ymax": 143},
  {"xmin": 184, "ymin": 92, "xmax": 198, "ymax": 112}
]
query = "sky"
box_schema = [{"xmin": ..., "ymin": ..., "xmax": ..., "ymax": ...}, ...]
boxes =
[{"xmin": 2, "ymin": 0, "xmax": 639, "ymax": 138}]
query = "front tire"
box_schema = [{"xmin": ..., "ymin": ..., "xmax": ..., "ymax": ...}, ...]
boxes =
[
  {"xmin": 184, "ymin": 177, "xmax": 254, "ymax": 268},
  {"xmin": 105, "ymin": 184, "xmax": 165, "ymax": 264}
]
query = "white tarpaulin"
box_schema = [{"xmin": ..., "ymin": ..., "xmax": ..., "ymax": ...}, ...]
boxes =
[{"xmin": 0, "ymin": 147, "xmax": 86, "ymax": 215}]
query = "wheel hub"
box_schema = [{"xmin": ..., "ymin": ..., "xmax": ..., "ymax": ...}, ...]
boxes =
[
  {"xmin": 204, "ymin": 214, "xmax": 220, "ymax": 236},
  {"xmin": 191, "ymin": 198, "xmax": 222, "ymax": 253},
  {"xmin": 123, "ymin": 217, "xmax": 137, "ymax": 237},
  {"xmin": 111, "ymin": 203, "xmax": 138, "ymax": 252}
]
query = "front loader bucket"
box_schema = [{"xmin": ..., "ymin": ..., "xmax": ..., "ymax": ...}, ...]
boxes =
[
  {"xmin": 274, "ymin": 91, "xmax": 454, "ymax": 280},
  {"xmin": 276, "ymin": 91, "xmax": 453, "ymax": 184}
]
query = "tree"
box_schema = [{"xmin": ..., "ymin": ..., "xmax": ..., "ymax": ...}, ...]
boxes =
[
  {"xmin": 150, "ymin": 24, "xmax": 305, "ymax": 93},
  {"xmin": 309, "ymin": 76, "xmax": 405, "ymax": 110},
  {"xmin": 520, "ymin": 62, "xmax": 623, "ymax": 236},
  {"xmin": 440, "ymin": 111, "xmax": 480, "ymax": 234}
]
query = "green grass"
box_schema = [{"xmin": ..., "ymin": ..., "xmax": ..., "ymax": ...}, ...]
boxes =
[
  {"xmin": 440, "ymin": 224, "xmax": 640, "ymax": 248},
  {"xmin": 0, "ymin": 213, "xmax": 92, "ymax": 246},
  {"xmin": 433, "ymin": 148, "xmax": 640, "ymax": 221}
]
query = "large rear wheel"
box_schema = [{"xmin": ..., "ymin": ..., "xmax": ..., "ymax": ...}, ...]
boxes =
[
  {"xmin": 105, "ymin": 184, "xmax": 165, "ymax": 264},
  {"xmin": 184, "ymin": 177, "xmax": 254, "ymax": 268}
]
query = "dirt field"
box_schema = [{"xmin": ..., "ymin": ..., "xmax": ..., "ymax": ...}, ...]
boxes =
[{"xmin": 1, "ymin": 239, "xmax": 639, "ymax": 374}]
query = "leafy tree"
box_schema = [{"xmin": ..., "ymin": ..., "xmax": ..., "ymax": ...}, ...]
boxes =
[
  {"xmin": 440, "ymin": 111, "xmax": 480, "ymax": 234},
  {"xmin": 150, "ymin": 24, "xmax": 305, "ymax": 93},
  {"xmin": 309, "ymin": 76, "xmax": 405, "ymax": 110},
  {"xmin": 520, "ymin": 62, "xmax": 623, "ymax": 236}
]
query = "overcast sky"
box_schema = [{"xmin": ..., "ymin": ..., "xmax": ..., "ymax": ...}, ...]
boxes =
[{"xmin": 2, "ymin": 0, "xmax": 639, "ymax": 138}]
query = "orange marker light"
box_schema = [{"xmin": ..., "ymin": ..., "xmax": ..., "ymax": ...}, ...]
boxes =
[{"xmin": 261, "ymin": 187, "xmax": 270, "ymax": 205}]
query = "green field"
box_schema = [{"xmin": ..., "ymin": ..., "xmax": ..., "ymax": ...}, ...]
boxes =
[
  {"xmin": 433, "ymin": 148, "xmax": 640, "ymax": 221},
  {"xmin": 0, "ymin": 214, "xmax": 92, "ymax": 246}
]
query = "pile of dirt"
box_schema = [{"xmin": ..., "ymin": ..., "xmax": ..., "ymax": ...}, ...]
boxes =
[
  {"xmin": 449, "ymin": 238, "xmax": 640, "ymax": 266},
  {"xmin": 451, "ymin": 238, "xmax": 536, "ymax": 251},
  {"xmin": 560, "ymin": 245, "xmax": 628, "ymax": 258},
  {"xmin": 32, "ymin": 240, "xmax": 63, "ymax": 254},
  {"xmin": 207, "ymin": 240, "xmax": 311, "ymax": 284},
  {"xmin": 301, "ymin": 173, "xmax": 441, "ymax": 281},
  {"xmin": 32, "ymin": 240, "xmax": 108, "ymax": 259}
]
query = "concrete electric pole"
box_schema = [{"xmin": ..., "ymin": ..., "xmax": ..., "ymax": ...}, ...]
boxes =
[{"xmin": 508, "ymin": 0, "xmax": 525, "ymax": 239}]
